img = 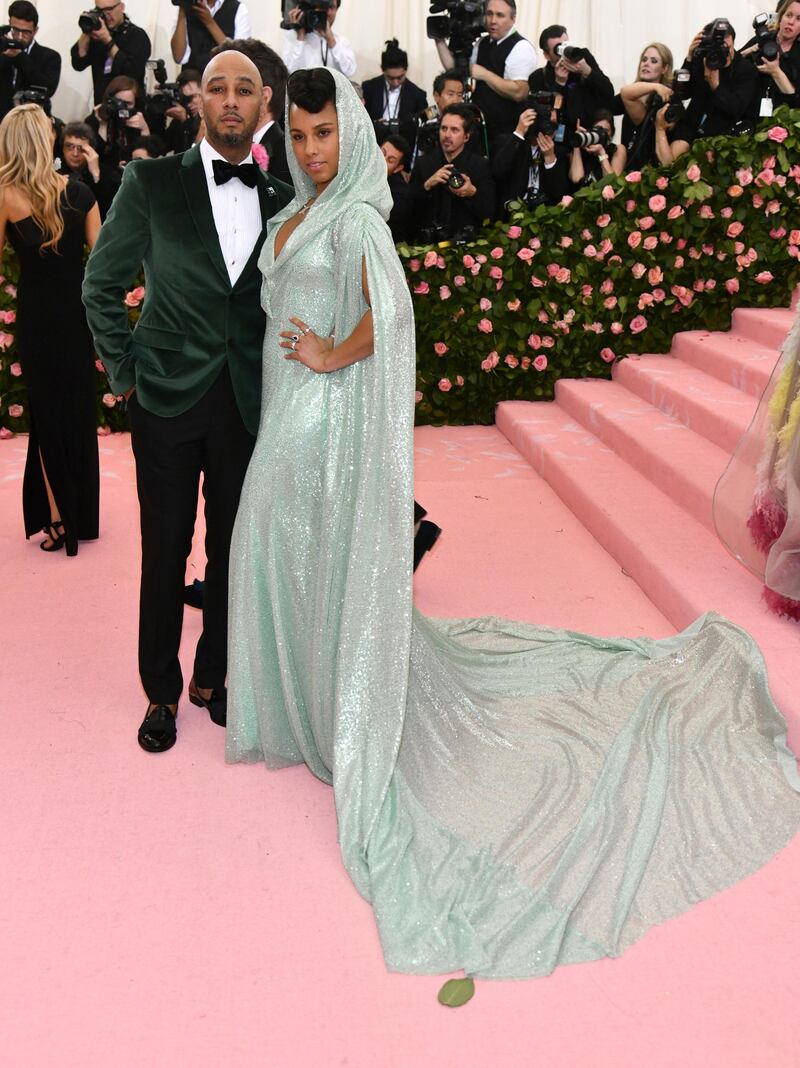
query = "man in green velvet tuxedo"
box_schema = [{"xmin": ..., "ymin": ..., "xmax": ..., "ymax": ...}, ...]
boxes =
[{"xmin": 83, "ymin": 50, "xmax": 293, "ymax": 752}]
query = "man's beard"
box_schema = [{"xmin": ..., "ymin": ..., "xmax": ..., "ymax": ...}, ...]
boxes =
[{"xmin": 219, "ymin": 130, "xmax": 248, "ymax": 146}]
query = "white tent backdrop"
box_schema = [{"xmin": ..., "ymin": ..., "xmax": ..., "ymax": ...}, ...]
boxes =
[{"xmin": 35, "ymin": 0, "xmax": 769, "ymax": 123}]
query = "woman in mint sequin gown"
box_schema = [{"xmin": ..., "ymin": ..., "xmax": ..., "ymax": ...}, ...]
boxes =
[{"xmin": 227, "ymin": 68, "xmax": 800, "ymax": 980}]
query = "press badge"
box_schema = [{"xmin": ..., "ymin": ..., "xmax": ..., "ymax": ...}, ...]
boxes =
[{"xmin": 760, "ymin": 96, "xmax": 774, "ymax": 117}]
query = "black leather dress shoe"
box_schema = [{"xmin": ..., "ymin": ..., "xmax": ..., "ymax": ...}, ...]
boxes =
[
  {"xmin": 138, "ymin": 704, "xmax": 177, "ymax": 753},
  {"xmin": 188, "ymin": 678, "xmax": 227, "ymax": 727}
]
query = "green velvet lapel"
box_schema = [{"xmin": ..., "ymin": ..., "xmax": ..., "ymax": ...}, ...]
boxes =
[{"xmin": 179, "ymin": 145, "xmax": 230, "ymax": 289}]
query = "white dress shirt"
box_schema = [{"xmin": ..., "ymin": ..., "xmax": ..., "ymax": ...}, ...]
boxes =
[
  {"xmin": 283, "ymin": 29, "xmax": 357, "ymax": 79},
  {"xmin": 470, "ymin": 27, "xmax": 539, "ymax": 81},
  {"xmin": 176, "ymin": 0, "xmax": 252, "ymax": 66},
  {"xmin": 199, "ymin": 138, "xmax": 262, "ymax": 287},
  {"xmin": 382, "ymin": 82, "xmax": 402, "ymax": 121}
]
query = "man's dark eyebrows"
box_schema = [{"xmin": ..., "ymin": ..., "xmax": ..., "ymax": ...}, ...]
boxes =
[{"xmin": 206, "ymin": 74, "xmax": 258, "ymax": 87}]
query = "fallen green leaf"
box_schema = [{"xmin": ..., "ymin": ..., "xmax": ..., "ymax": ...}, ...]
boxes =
[{"xmin": 438, "ymin": 977, "xmax": 475, "ymax": 1007}]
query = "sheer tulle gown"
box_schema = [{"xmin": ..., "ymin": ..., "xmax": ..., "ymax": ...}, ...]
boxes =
[{"xmin": 227, "ymin": 71, "xmax": 800, "ymax": 979}]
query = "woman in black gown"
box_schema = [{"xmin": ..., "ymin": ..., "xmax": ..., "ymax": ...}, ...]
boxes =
[{"xmin": 0, "ymin": 103, "xmax": 101, "ymax": 556}]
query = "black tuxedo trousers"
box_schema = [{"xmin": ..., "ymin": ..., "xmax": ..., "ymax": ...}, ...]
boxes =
[{"xmin": 129, "ymin": 367, "xmax": 254, "ymax": 704}]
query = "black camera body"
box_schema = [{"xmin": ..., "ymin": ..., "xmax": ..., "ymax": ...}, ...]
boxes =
[
  {"xmin": 660, "ymin": 67, "xmax": 692, "ymax": 124},
  {"xmin": 145, "ymin": 59, "xmax": 183, "ymax": 120},
  {"xmin": 13, "ymin": 85, "xmax": 51, "ymax": 115},
  {"xmin": 281, "ymin": 0, "xmax": 334, "ymax": 34},
  {"xmin": 106, "ymin": 96, "xmax": 134, "ymax": 122},
  {"xmin": 78, "ymin": 8, "xmax": 104, "ymax": 33},
  {"xmin": 427, "ymin": 0, "xmax": 486, "ymax": 72},
  {"xmin": 171, "ymin": 0, "xmax": 205, "ymax": 8},
  {"xmin": 695, "ymin": 18, "xmax": 733, "ymax": 70},
  {"xmin": 554, "ymin": 43, "xmax": 588, "ymax": 63},
  {"xmin": 0, "ymin": 24, "xmax": 17, "ymax": 50},
  {"xmin": 447, "ymin": 169, "xmax": 466, "ymax": 189},
  {"xmin": 753, "ymin": 12, "xmax": 780, "ymax": 62},
  {"xmin": 525, "ymin": 90, "xmax": 559, "ymax": 140}
]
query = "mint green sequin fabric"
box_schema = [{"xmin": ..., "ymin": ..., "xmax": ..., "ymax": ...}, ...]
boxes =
[{"xmin": 227, "ymin": 70, "xmax": 800, "ymax": 979}]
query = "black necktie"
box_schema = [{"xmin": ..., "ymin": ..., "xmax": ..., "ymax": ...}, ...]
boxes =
[{"xmin": 212, "ymin": 159, "xmax": 258, "ymax": 188}]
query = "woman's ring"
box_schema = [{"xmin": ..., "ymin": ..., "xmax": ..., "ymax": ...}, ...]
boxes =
[
  {"xmin": 291, "ymin": 338, "xmax": 297, "ymax": 350},
  {"xmin": 291, "ymin": 333, "xmax": 300, "ymax": 343},
  {"xmin": 301, "ymin": 326, "xmax": 311, "ymax": 335}
]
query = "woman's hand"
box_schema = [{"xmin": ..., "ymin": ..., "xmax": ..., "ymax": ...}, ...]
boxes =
[
  {"xmin": 281, "ymin": 316, "xmax": 334, "ymax": 373},
  {"xmin": 756, "ymin": 54, "xmax": 782, "ymax": 76}
]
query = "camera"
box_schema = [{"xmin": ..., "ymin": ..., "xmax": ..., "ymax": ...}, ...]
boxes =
[
  {"xmin": 752, "ymin": 12, "xmax": 780, "ymax": 62},
  {"xmin": 554, "ymin": 43, "xmax": 588, "ymax": 63},
  {"xmin": 171, "ymin": 0, "xmax": 205, "ymax": 8},
  {"xmin": 695, "ymin": 19, "xmax": 733, "ymax": 70},
  {"xmin": 662, "ymin": 67, "xmax": 691, "ymax": 124},
  {"xmin": 447, "ymin": 169, "xmax": 466, "ymax": 190},
  {"xmin": 78, "ymin": 8, "xmax": 104, "ymax": 33},
  {"xmin": 525, "ymin": 90, "xmax": 560, "ymax": 140},
  {"xmin": 0, "ymin": 24, "xmax": 17, "ymax": 50},
  {"xmin": 106, "ymin": 96, "xmax": 134, "ymax": 122},
  {"xmin": 568, "ymin": 125, "xmax": 609, "ymax": 149},
  {"xmin": 281, "ymin": 0, "xmax": 334, "ymax": 34},
  {"xmin": 12, "ymin": 86, "xmax": 51, "ymax": 115},
  {"xmin": 426, "ymin": 0, "xmax": 486, "ymax": 73},
  {"xmin": 145, "ymin": 59, "xmax": 183, "ymax": 122}
]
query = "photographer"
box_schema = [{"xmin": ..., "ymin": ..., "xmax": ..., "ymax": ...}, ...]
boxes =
[
  {"xmin": 740, "ymin": 2, "xmax": 800, "ymax": 116},
  {"xmin": 211, "ymin": 37, "xmax": 292, "ymax": 186},
  {"xmin": 85, "ymin": 74, "xmax": 149, "ymax": 167},
  {"xmin": 161, "ymin": 68, "xmax": 202, "ymax": 154},
  {"xmin": 171, "ymin": 0, "xmax": 251, "ymax": 75},
  {"xmin": 56, "ymin": 121, "xmax": 121, "ymax": 219},
  {"xmin": 413, "ymin": 69, "xmax": 467, "ymax": 163},
  {"xmin": 669, "ymin": 20, "xmax": 759, "ymax": 161},
  {"xmin": 283, "ymin": 0, "xmax": 356, "ymax": 79},
  {"xmin": 569, "ymin": 111, "xmax": 625, "ymax": 187},
  {"xmin": 71, "ymin": 0, "xmax": 151, "ymax": 106},
  {"xmin": 528, "ymin": 25, "xmax": 614, "ymax": 138},
  {"xmin": 409, "ymin": 103, "xmax": 495, "ymax": 242},
  {"xmin": 381, "ymin": 134, "xmax": 413, "ymax": 241},
  {"xmin": 491, "ymin": 104, "xmax": 569, "ymax": 217},
  {"xmin": 435, "ymin": 0, "xmax": 537, "ymax": 151},
  {"xmin": 363, "ymin": 39, "xmax": 427, "ymax": 147},
  {"xmin": 0, "ymin": 2, "xmax": 60, "ymax": 121},
  {"xmin": 616, "ymin": 43, "xmax": 678, "ymax": 170}
]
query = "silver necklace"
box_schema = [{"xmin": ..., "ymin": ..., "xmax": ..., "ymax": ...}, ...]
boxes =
[{"xmin": 297, "ymin": 195, "xmax": 316, "ymax": 217}]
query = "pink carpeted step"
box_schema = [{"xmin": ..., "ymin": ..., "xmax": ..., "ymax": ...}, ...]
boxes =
[
  {"xmin": 669, "ymin": 329, "xmax": 779, "ymax": 397},
  {"xmin": 555, "ymin": 378, "xmax": 730, "ymax": 532},
  {"xmin": 495, "ymin": 399, "xmax": 799, "ymax": 721},
  {"xmin": 614, "ymin": 354, "xmax": 757, "ymax": 452},
  {"xmin": 732, "ymin": 306, "xmax": 796, "ymax": 351}
]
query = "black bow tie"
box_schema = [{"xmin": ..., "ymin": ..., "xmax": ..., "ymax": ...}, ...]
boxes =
[{"xmin": 212, "ymin": 159, "xmax": 258, "ymax": 188}]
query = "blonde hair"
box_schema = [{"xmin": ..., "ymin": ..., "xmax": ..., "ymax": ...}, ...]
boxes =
[
  {"xmin": 0, "ymin": 104, "xmax": 64, "ymax": 251},
  {"xmin": 637, "ymin": 42, "xmax": 674, "ymax": 86},
  {"xmin": 777, "ymin": 0, "xmax": 800, "ymax": 21}
]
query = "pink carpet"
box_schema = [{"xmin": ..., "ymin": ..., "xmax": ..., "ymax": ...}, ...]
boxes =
[{"xmin": 2, "ymin": 306, "xmax": 799, "ymax": 1066}]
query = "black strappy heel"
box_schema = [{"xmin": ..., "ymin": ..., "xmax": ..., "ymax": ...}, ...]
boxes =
[{"xmin": 40, "ymin": 521, "xmax": 66, "ymax": 553}]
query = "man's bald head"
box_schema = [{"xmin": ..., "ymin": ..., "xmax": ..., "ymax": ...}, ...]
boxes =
[{"xmin": 201, "ymin": 48, "xmax": 264, "ymax": 161}]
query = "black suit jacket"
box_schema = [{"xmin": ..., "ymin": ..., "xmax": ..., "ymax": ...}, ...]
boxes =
[
  {"xmin": 491, "ymin": 133, "xmax": 569, "ymax": 215},
  {"xmin": 0, "ymin": 41, "xmax": 61, "ymax": 119},
  {"xmin": 409, "ymin": 145, "xmax": 495, "ymax": 239},
  {"xmin": 70, "ymin": 19, "xmax": 151, "ymax": 105},
  {"xmin": 260, "ymin": 122, "xmax": 293, "ymax": 187},
  {"xmin": 362, "ymin": 76, "xmax": 428, "ymax": 123}
]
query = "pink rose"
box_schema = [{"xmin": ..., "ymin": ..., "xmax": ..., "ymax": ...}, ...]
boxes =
[
  {"xmin": 470, "ymin": 264, "xmax": 481, "ymax": 276},
  {"xmin": 600, "ymin": 347, "xmax": 616, "ymax": 362},
  {"xmin": 625, "ymin": 199, "xmax": 636, "ymax": 212},
  {"xmin": 698, "ymin": 205, "xmax": 714, "ymax": 220},
  {"xmin": 97, "ymin": 425, "xmax": 112, "ymax": 437},
  {"xmin": 648, "ymin": 195, "xmax": 666, "ymax": 212},
  {"xmin": 505, "ymin": 354, "xmax": 519, "ymax": 368},
  {"xmin": 529, "ymin": 237, "xmax": 541, "ymax": 250},
  {"xmin": 734, "ymin": 241, "xmax": 745, "ymax": 254},
  {"xmin": 0, "ymin": 426, "xmax": 13, "ymax": 439},
  {"xmin": 521, "ymin": 356, "xmax": 531, "ymax": 369},
  {"xmin": 537, "ymin": 310, "xmax": 549, "ymax": 323},
  {"xmin": 638, "ymin": 216, "xmax": 655, "ymax": 230},
  {"xmin": 434, "ymin": 342, "xmax": 449, "ymax": 356},
  {"xmin": 686, "ymin": 164, "xmax": 701, "ymax": 182},
  {"xmin": 643, "ymin": 236, "xmax": 658, "ymax": 250},
  {"xmin": 727, "ymin": 221, "xmax": 744, "ymax": 238},
  {"xmin": 625, "ymin": 171, "xmax": 642, "ymax": 183},
  {"xmin": 490, "ymin": 246, "xmax": 504, "ymax": 259},
  {"xmin": 456, "ymin": 375, "xmax": 464, "ymax": 386},
  {"xmin": 631, "ymin": 262, "xmax": 646, "ymax": 279},
  {"xmin": 581, "ymin": 284, "xmax": 593, "ymax": 298},
  {"xmin": 652, "ymin": 288, "xmax": 666, "ymax": 302},
  {"xmin": 5, "ymin": 284, "xmax": 16, "ymax": 297},
  {"xmin": 453, "ymin": 275, "xmax": 466, "ymax": 287},
  {"xmin": 752, "ymin": 193, "xmax": 764, "ymax": 208},
  {"xmin": 790, "ymin": 230, "xmax": 800, "ymax": 244},
  {"xmin": 507, "ymin": 225, "xmax": 522, "ymax": 239},
  {"xmin": 627, "ymin": 231, "xmax": 642, "ymax": 249},
  {"xmin": 728, "ymin": 184, "xmax": 743, "ymax": 198},
  {"xmin": 477, "ymin": 318, "xmax": 493, "ymax": 333},
  {"xmin": 413, "ymin": 282, "xmax": 430, "ymax": 295},
  {"xmin": 560, "ymin": 195, "xmax": 573, "ymax": 206},
  {"xmin": 766, "ymin": 199, "xmax": 780, "ymax": 214},
  {"xmin": 755, "ymin": 271, "xmax": 774, "ymax": 284},
  {"xmin": 102, "ymin": 393, "xmax": 117, "ymax": 408},
  {"xmin": 124, "ymin": 286, "xmax": 145, "ymax": 308},
  {"xmin": 462, "ymin": 254, "xmax": 475, "ymax": 268},
  {"xmin": 583, "ymin": 245, "xmax": 597, "ymax": 258},
  {"xmin": 251, "ymin": 143, "xmax": 269, "ymax": 171},
  {"xmin": 693, "ymin": 280, "xmax": 706, "ymax": 292},
  {"xmin": 9, "ymin": 361, "xmax": 22, "ymax": 376},
  {"xmin": 546, "ymin": 263, "xmax": 560, "ymax": 277},
  {"xmin": 603, "ymin": 296, "xmax": 617, "ymax": 309},
  {"xmin": 481, "ymin": 351, "xmax": 500, "ymax": 371},
  {"xmin": 725, "ymin": 278, "xmax": 740, "ymax": 294},
  {"xmin": 8, "ymin": 403, "xmax": 24, "ymax": 417},
  {"xmin": 533, "ymin": 355, "xmax": 548, "ymax": 371},
  {"xmin": 610, "ymin": 322, "xmax": 624, "ymax": 335},
  {"xmin": 659, "ymin": 232, "xmax": 673, "ymax": 244},
  {"xmin": 527, "ymin": 333, "xmax": 541, "ymax": 349},
  {"xmin": 507, "ymin": 298, "xmax": 521, "ymax": 311},
  {"xmin": 414, "ymin": 391, "xmax": 423, "ymax": 404},
  {"xmin": 438, "ymin": 378, "xmax": 452, "ymax": 392},
  {"xmin": 560, "ymin": 236, "xmax": 574, "ymax": 248},
  {"xmin": 0, "ymin": 331, "xmax": 14, "ymax": 350},
  {"xmin": 530, "ymin": 275, "xmax": 545, "ymax": 288},
  {"xmin": 767, "ymin": 125, "xmax": 788, "ymax": 143},
  {"xmin": 630, "ymin": 315, "xmax": 648, "ymax": 334},
  {"xmin": 667, "ymin": 205, "xmax": 685, "ymax": 220},
  {"xmin": 671, "ymin": 285, "xmax": 693, "ymax": 307},
  {"xmin": 598, "ymin": 239, "xmax": 614, "ymax": 256},
  {"xmin": 437, "ymin": 255, "xmax": 446, "ymax": 269},
  {"xmin": 489, "ymin": 265, "xmax": 503, "ymax": 280},
  {"xmin": 0, "ymin": 309, "xmax": 15, "ymax": 324},
  {"xmin": 770, "ymin": 227, "xmax": 787, "ymax": 239},
  {"xmin": 736, "ymin": 167, "xmax": 753, "ymax": 186},
  {"xmin": 479, "ymin": 297, "xmax": 492, "ymax": 311},
  {"xmin": 656, "ymin": 176, "xmax": 669, "ymax": 190},
  {"xmin": 706, "ymin": 279, "xmax": 717, "ymax": 290},
  {"xmin": 638, "ymin": 293, "xmax": 654, "ymax": 309},
  {"xmin": 599, "ymin": 279, "xmax": 614, "ymax": 295},
  {"xmin": 541, "ymin": 336, "xmax": 555, "ymax": 349},
  {"xmin": 596, "ymin": 213, "xmax": 611, "ymax": 227},
  {"xmin": 555, "ymin": 267, "xmax": 571, "ymax": 284},
  {"xmin": 601, "ymin": 185, "xmax": 616, "ymax": 200},
  {"xmin": 424, "ymin": 250, "xmax": 439, "ymax": 268},
  {"xmin": 408, "ymin": 259, "xmax": 421, "ymax": 272},
  {"xmin": 439, "ymin": 285, "xmax": 451, "ymax": 300},
  {"xmin": 674, "ymin": 255, "xmax": 684, "ymax": 269},
  {"xmin": 517, "ymin": 247, "xmax": 534, "ymax": 261},
  {"xmin": 647, "ymin": 267, "xmax": 663, "ymax": 285}
]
